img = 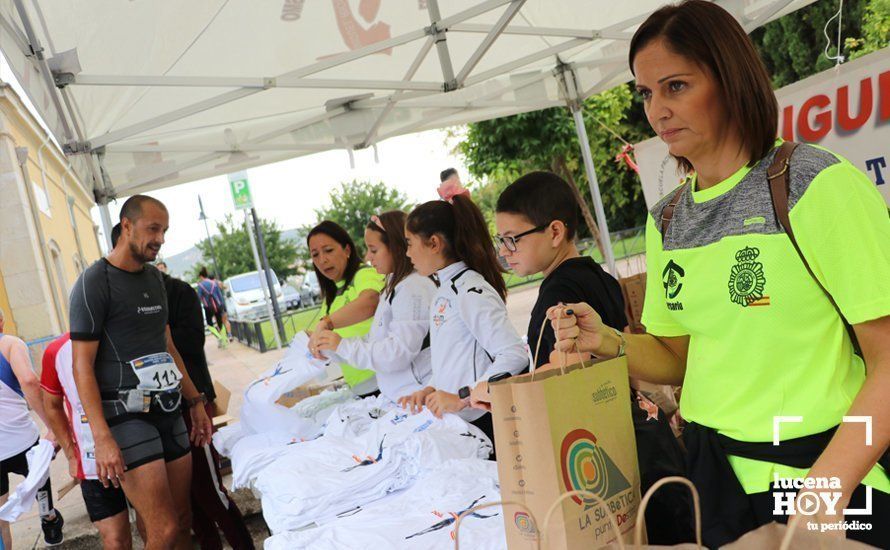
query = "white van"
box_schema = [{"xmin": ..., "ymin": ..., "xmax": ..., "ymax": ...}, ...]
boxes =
[{"xmin": 225, "ymin": 270, "xmax": 284, "ymax": 319}]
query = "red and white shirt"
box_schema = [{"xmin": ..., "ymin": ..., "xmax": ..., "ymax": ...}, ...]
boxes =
[{"xmin": 40, "ymin": 333, "xmax": 97, "ymax": 480}]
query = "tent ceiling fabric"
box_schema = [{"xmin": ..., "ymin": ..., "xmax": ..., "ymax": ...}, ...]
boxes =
[{"xmin": 0, "ymin": 0, "xmax": 812, "ymax": 200}]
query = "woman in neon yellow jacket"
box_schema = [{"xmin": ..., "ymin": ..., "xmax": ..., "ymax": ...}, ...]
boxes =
[{"xmin": 306, "ymin": 221, "xmax": 384, "ymax": 397}]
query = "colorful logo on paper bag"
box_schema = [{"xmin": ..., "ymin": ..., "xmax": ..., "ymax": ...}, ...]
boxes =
[
  {"xmin": 560, "ymin": 429, "xmax": 631, "ymax": 508},
  {"xmin": 514, "ymin": 511, "xmax": 538, "ymax": 537}
]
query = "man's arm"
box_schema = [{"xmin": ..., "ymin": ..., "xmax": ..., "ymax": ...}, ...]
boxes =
[
  {"xmin": 166, "ymin": 327, "xmax": 211, "ymax": 446},
  {"xmin": 8, "ymin": 338, "xmax": 53, "ymax": 435},
  {"xmin": 72, "ymin": 339, "xmax": 126, "ymax": 487},
  {"xmin": 71, "ymin": 340, "xmax": 111, "ymax": 443},
  {"xmin": 41, "ymin": 392, "xmax": 78, "ymax": 477}
]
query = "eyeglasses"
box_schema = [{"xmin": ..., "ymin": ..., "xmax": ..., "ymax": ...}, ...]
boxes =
[{"xmin": 495, "ymin": 224, "xmax": 549, "ymax": 252}]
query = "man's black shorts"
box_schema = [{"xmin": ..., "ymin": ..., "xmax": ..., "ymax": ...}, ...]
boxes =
[
  {"xmin": 0, "ymin": 439, "xmax": 38, "ymax": 495},
  {"xmin": 80, "ymin": 479, "xmax": 128, "ymax": 523},
  {"xmin": 107, "ymin": 409, "xmax": 190, "ymax": 471}
]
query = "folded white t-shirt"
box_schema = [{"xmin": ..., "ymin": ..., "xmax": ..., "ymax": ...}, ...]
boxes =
[{"xmin": 264, "ymin": 458, "xmax": 507, "ymax": 550}]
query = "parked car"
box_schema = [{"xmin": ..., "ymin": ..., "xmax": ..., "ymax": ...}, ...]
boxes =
[
  {"xmin": 300, "ymin": 271, "xmax": 321, "ymax": 307},
  {"xmin": 224, "ymin": 270, "xmax": 284, "ymax": 319},
  {"xmin": 282, "ymin": 284, "xmax": 302, "ymax": 310}
]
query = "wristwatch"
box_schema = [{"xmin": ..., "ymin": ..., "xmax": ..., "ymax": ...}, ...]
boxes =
[
  {"xmin": 458, "ymin": 386, "xmax": 471, "ymax": 400},
  {"xmin": 187, "ymin": 393, "xmax": 208, "ymax": 408},
  {"xmin": 612, "ymin": 328, "xmax": 627, "ymax": 358}
]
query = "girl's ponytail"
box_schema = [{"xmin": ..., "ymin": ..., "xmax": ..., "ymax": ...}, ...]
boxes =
[
  {"xmin": 406, "ymin": 194, "xmax": 506, "ymax": 301},
  {"xmin": 450, "ymin": 194, "xmax": 507, "ymax": 301}
]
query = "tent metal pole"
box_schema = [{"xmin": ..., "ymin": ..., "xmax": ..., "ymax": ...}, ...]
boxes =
[
  {"xmin": 12, "ymin": 0, "xmax": 74, "ymax": 142},
  {"xmin": 454, "ymin": 0, "xmax": 526, "ymax": 86},
  {"xmin": 449, "ymin": 22, "xmax": 599, "ymax": 39},
  {"xmin": 71, "ymin": 74, "xmax": 442, "ymax": 91},
  {"xmin": 98, "ymin": 200, "xmax": 114, "ymax": 253},
  {"xmin": 427, "ymin": 0, "xmax": 456, "ymax": 89},
  {"xmin": 465, "ymin": 37, "xmax": 588, "ymax": 87},
  {"xmin": 89, "ymin": 88, "xmax": 260, "ymax": 149},
  {"xmin": 362, "ymin": 35, "xmax": 435, "ymax": 147},
  {"xmin": 570, "ymin": 104, "xmax": 616, "ymax": 274}
]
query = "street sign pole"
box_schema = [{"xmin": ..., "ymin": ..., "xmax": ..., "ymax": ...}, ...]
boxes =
[
  {"xmin": 251, "ymin": 207, "xmax": 286, "ymax": 344},
  {"xmin": 197, "ymin": 195, "xmax": 222, "ymax": 279},
  {"xmin": 244, "ymin": 211, "xmax": 282, "ymax": 350},
  {"xmin": 228, "ymin": 171, "xmax": 285, "ymax": 348}
]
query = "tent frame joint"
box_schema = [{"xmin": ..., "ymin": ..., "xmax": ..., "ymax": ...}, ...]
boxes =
[
  {"xmin": 63, "ymin": 140, "xmax": 92, "ymax": 155},
  {"xmin": 92, "ymin": 186, "xmax": 115, "ymax": 205},
  {"xmin": 54, "ymin": 72, "xmax": 75, "ymax": 89}
]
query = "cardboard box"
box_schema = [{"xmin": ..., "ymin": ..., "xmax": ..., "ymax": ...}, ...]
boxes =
[
  {"xmin": 275, "ymin": 379, "xmax": 346, "ymax": 408},
  {"xmin": 275, "ymin": 383, "xmax": 324, "ymax": 408},
  {"xmin": 211, "ymin": 380, "xmax": 234, "ymax": 428}
]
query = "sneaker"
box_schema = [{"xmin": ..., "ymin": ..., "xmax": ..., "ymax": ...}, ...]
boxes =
[{"xmin": 41, "ymin": 510, "xmax": 64, "ymax": 546}]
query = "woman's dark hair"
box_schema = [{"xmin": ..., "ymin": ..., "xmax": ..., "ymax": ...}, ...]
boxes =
[
  {"xmin": 306, "ymin": 221, "xmax": 362, "ymax": 311},
  {"xmin": 496, "ymin": 171, "xmax": 579, "ymax": 240},
  {"xmin": 198, "ymin": 266, "xmax": 209, "ymax": 278},
  {"xmin": 628, "ymin": 0, "xmax": 777, "ymax": 173},
  {"xmin": 406, "ymin": 195, "xmax": 507, "ymax": 301},
  {"xmin": 366, "ymin": 210, "xmax": 412, "ymax": 298}
]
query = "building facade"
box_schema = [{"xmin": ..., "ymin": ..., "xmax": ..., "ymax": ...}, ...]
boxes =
[{"xmin": 0, "ymin": 83, "xmax": 101, "ymax": 349}]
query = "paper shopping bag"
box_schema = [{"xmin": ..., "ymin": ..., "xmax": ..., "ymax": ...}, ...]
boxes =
[
  {"xmin": 490, "ymin": 357, "xmax": 642, "ymax": 549},
  {"xmin": 619, "ymin": 273, "xmax": 647, "ymax": 334}
]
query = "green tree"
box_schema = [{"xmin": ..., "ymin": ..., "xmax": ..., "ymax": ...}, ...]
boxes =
[
  {"xmin": 190, "ymin": 214, "xmax": 299, "ymax": 282},
  {"xmin": 847, "ymin": 0, "xmax": 890, "ymax": 59},
  {"xmin": 313, "ymin": 180, "xmax": 410, "ymax": 251},
  {"xmin": 750, "ymin": 0, "xmax": 865, "ymax": 88},
  {"xmin": 458, "ymin": 85, "xmax": 652, "ymax": 240}
]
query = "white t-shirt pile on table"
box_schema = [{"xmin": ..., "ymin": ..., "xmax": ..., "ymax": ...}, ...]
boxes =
[
  {"xmin": 227, "ymin": 394, "xmax": 396, "ymax": 490},
  {"xmin": 256, "ymin": 409, "xmax": 493, "ymax": 532},
  {"xmin": 238, "ymin": 333, "xmax": 333, "ymax": 435},
  {"xmin": 264, "ymin": 458, "xmax": 507, "ymax": 550}
]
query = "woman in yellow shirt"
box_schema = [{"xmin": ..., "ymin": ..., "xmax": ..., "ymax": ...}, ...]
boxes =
[{"xmin": 306, "ymin": 221, "xmax": 384, "ymax": 397}]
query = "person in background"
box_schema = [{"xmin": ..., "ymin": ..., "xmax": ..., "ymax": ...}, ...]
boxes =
[
  {"xmin": 439, "ymin": 167, "xmax": 459, "ymax": 186},
  {"xmin": 41, "ymin": 333, "xmax": 132, "ymax": 549},
  {"xmin": 550, "ymin": 1, "xmax": 890, "ymax": 546},
  {"xmin": 313, "ymin": 211, "xmax": 436, "ymax": 403},
  {"xmin": 197, "ymin": 268, "xmax": 230, "ymax": 345},
  {"xmin": 0, "ymin": 308, "xmax": 63, "ymax": 548},
  {"xmin": 306, "ymin": 221, "xmax": 385, "ymax": 398},
  {"xmin": 158, "ymin": 262, "xmax": 253, "ymax": 549},
  {"xmin": 399, "ymin": 180, "xmax": 528, "ymax": 453},
  {"xmin": 207, "ymin": 273, "xmax": 232, "ymax": 339}
]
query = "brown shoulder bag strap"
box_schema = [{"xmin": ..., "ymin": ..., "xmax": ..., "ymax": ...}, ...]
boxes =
[
  {"xmin": 660, "ymin": 183, "xmax": 689, "ymax": 241},
  {"xmin": 767, "ymin": 141, "xmax": 861, "ymax": 353}
]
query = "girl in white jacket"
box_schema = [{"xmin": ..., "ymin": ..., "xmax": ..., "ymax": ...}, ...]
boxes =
[
  {"xmin": 313, "ymin": 211, "xmax": 436, "ymax": 402},
  {"xmin": 399, "ymin": 179, "xmax": 528, "ymax": 449}
]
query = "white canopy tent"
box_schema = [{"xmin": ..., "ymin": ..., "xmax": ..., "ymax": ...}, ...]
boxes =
[{"xmin": 0, "ymin": 0, "xmax": 813, "ymax": 271}]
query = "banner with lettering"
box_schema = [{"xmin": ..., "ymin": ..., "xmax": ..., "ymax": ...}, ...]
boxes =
[{"xmin": 635, "ymin": 47, "xmax": 890, "ymax": 208}]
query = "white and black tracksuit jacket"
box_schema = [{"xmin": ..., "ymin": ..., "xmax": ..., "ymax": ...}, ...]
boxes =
[
  {"xmin": 336, "ymin": 273, "xmax": 436, "ymax": 402},
  {"xmin": 429, "ymin": 261, "xmax": 528, "ymax": 421}
]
